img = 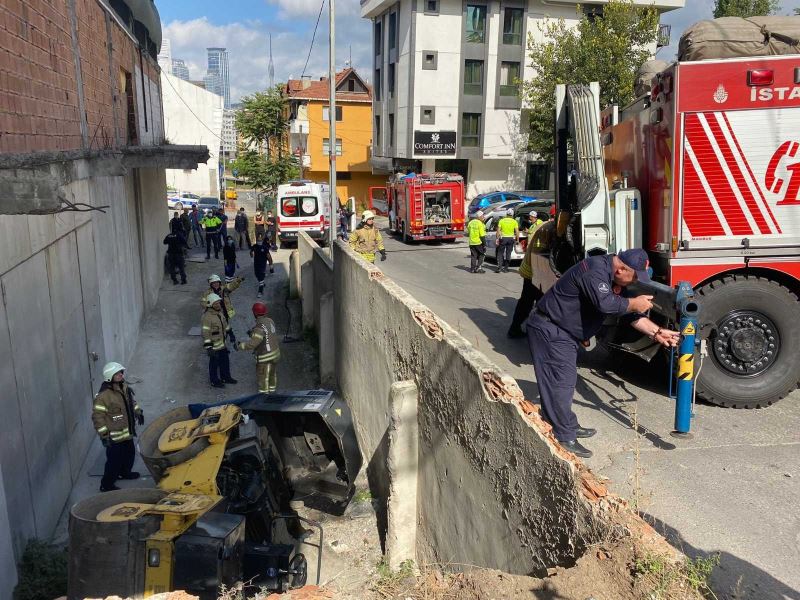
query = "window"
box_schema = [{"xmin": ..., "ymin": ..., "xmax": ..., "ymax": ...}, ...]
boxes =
[
  {"xmin": 375, "ymin": 116, "xmax": 381, "ymax": 147},
  {"xmin": 425, "ymin": 0, "xmax": 439, "ymax": 13},
  {"xmin": 121, "ymin": 68, "xmax": 138, "ymax": 145},
  {"xmin": 323, "ymin": 106, "xmax": 343, "ymax": 121},
  {"xmin": 374, "ymin": 68, "xmax": 381, "ymax": 101},
  {"xmin": 348, "ymin": 79, "xmax": 355, "ymax": 91},
  {"xmin": 503, "ymin": 8, "xmax": 523, "ymax": 45},
  {"xmin": 388, "ymin": 12, "xmax": 397, "ymax": 50},
  {"xmin": 422, "ymin": 50, "xmax": 438, "ymax": 70},
  {"xmin": 465, "ymin": 5, "xmax": 487, "ymax": 43},
  {"xmin": 462, "ymin": 113, "xmax": 481, "ymax": 147},
  {"xmin": 388, "ymin": 114, "xmax": 395, "ymax": 147},
  {"xmin": 322, "ymin": 138, "xmax": 343, "ymax": 156},
  {"xmin": 336, "ymin": 171, "xmax": 352, "ymax": 180},
  {"xmin": 374, "ymin": 21, "xmax": 382, "ymax": 56},
  {"xmin": 500, "ymin": 61, "xmax": 521, "ymax": 96},
  {"xmin": 525, "ymin": 162, "xmax": 550, "ymax": 190},
  {"xmin": 281, "ymin": 196, "xmax": 318, "ymax": 217},
  {"xmin": 420, "ymin": 105, "xmax": 435, "ymax": 125},
  {"xmin": 582, "ymin": 5, "xmax": 604, "ymax": 22},
  {"xmin": 388, "ymin": 63, "xmax": 396, "ymax": 96},
  {"xmin": 464, "ymin": 60, "xmax": 483, "ymax": 95}
]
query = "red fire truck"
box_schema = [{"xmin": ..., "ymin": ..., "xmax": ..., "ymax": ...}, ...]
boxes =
[
  {"xmin": 369, "ymin": 173, "xmax": 466, "ymax": 242},
  {"xmin": 535, "ymin": 54, "xmax": 800, "ymax": 409}
]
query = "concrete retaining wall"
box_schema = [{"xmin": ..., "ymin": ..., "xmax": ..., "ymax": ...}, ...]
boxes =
[
  {"xmin": 295, "ymin": 236, "xmax": 679, "ymax": 576},
  {"xmin": 0, "ymin": 167, "xmax": 167, "ymax": 567}
]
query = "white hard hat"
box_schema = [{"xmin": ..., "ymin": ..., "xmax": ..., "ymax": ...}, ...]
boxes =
[
  {"xmin": 208, "ymin": 274, "xmax": 221, "ymax": 284},
  {"xmin": 506, "ymin": 209, "xmax": 514, "ymax": 216},
  {"xmin": 476, "ymin": 210, "xmax": 484, "ymax": 218},
  {"xmin": 362, "ymin": 210, "xmax": 376, "ymax": 220},
  {"xmin": 102, "ymin": 362, "xmax": 125, "ymax": 382},
  {"xmin": 206, "ymin": 293, "xmax": 222, "ymax": 307}
]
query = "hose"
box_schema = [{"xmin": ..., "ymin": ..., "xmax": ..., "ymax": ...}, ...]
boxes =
[{"xmin": 692, "ymin": 339, "xmax": 707, "ymax": 416}]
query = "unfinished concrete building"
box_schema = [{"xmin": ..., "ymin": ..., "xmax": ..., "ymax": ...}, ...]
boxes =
[{"xmin": 0, "ymin": 0, "xmax": 207, "ymax": 593}]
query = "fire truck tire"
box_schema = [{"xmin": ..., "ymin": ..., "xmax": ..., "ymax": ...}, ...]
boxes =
[
  {"xmin": 695, "ymin": 275, "xmax": 800, "ymax": 408},
  {"xmin": 401, "ymin": 222, "xmax": 411, "ymax": 243}
]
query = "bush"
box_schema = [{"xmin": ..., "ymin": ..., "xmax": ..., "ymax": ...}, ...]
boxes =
[{"xmin": 13, "ymin": 539, "xmax": 68, "ymax": 600}]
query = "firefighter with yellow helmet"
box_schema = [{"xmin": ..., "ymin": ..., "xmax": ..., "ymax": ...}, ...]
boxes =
[
  {"xmin": 237, "ymin": 302, "xmax": 281, "ymax": 393},
  {"xmin": 91, "ymin": 362, "xmax": 143, "ymax": 492},
  {"xmin": 349, "ymin": 210, "xmax": 386, "ymax": 264},
  {"xmin": 201, "ymin": 293, "xmax": 237, "ymax": 388}
]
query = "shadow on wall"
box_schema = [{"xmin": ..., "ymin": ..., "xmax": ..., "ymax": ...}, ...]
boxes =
[{"xmin": 643, "ymin": 514, "xmax": 800, "ymax": 600}]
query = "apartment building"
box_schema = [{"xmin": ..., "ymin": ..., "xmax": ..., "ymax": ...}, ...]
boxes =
[
  {"xmin": 360, "ymin": 0, "xmax": 684, "ymax": 197},
  {"xmin": 286, "ymin": 69, "xmax": 386, "ymax": 210}
]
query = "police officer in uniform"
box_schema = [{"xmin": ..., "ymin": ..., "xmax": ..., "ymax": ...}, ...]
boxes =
[
  {"xmin": 466, "ymin": 210, "xmax": 487, "ymax": 273},
  {"xmin": 202, "ymin": 293, "xmax": 237, "ymax": 388},
  {"xmin": 163, "ymin": 228, "xmax": 189, "ymax": 285},
  {"xmin": 349, "ymin": 210, "xmax": 386, "ymax": 264},
  {"xmin": 526, "ymin": 249, "xmax": 679, "ymax": 458},
  {"xmin": 92, "ymin": 362, "xmax": 143, "ymax": 492},
  {"xmin": 237, "ymin": 302, "xmax": 281, "ymax": 393},
  {"xmin": 495, "ymin": 209, "xmax": 519, "ymax": 273}
]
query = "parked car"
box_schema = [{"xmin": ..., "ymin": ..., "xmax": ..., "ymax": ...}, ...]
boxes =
[
  {"xmin": 197, "ymin": 196, "xmax": 222, "ymax": 215},
  {"xmin": 467, "ymin": 191, "xmax": 537, "ymax": 218},
  {"xmin": 480, "ymin": 199, "xmax": 527, "ymax": 221},
  {"xmin": 483, "ymin": 199, "xmax": 554, "ymax": 265},
  {"xmin": 167, "ymin": 192, "xmax": 200, "ymax": 211}
]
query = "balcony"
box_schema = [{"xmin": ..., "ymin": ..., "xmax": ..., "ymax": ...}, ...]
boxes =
[
  {"xmin": 360, "ymin": 0, "xmax": 396, "ymax": 18},
  {"xmin": 540, "ymin": 0, "xmax": 684, "ymax": 9},
  {"xmin": 290, "ymin": 119, "xmax": 309, "ymax": 135}
]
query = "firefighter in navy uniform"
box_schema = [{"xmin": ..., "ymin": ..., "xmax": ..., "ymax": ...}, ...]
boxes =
[
  {"xmin": 526, "ymin": 249, "xmax": 679, "ymax": 458},
  {"xmin": 237, "ymin": 302, "xmax": 281, "ymax": 393},
  {"xmin": 91, "ymin": 362, "xmax": 143, "ymax": 492}
]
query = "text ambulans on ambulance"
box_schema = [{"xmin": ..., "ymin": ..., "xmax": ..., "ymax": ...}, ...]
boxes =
[{"xmin": 276, "ymin": 180, "xmax": 331, "ymax": 244}]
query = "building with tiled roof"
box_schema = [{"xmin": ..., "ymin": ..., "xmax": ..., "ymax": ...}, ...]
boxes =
[{"xmin": 285, "ymin": 69, "xmax": 385, "ymax": 211}]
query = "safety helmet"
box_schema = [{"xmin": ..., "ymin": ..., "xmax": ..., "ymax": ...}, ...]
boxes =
[
  {"xmin": 252, "ymin": 302, "xmax": 268, "ymax": 317},
  {"xmin": 102, "ymin": 362, "xmax": 125, "ymax": 382},
  {"xmin": 206, "ymin": 293, "xmax": 222, "ymax": 308},
  {"xmin": 476, "ymin": 210, "xmax": 484, "ymax": 218},
  {"xmin": 362, "ymin": 210, "xmax": 376, "ymax": 221},
  {"xmin": 208, "ymin": 274, "xmax": 221, "ymax": 284},
  {"xmin": 506, "ymin": 209, "xmax": 514, "ymax": 216}
]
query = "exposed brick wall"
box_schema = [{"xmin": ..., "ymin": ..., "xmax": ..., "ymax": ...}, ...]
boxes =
[
  {"xmin": 0, "ymin": 0, "xmax": 163, "ymax": 155},
  {"xmin": 0, "ymin": 0, "xmax": 82, "ymax": 153}
]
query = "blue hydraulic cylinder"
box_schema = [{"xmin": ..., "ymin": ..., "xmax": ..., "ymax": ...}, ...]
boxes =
[{"xmin": 674, "ymin": 283, "xmax": 699, "ymax": 434}]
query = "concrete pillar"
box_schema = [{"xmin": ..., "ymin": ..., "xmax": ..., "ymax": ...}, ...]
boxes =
[
  {"xmin": 289, "ymin": 250, "xmax": 300, "ymax": 299},
  {"xmin": 300, "ymin": 260, "xmax": 314, "ymax": 330},
  {"xmin": 386, "ymin": 380, "xmax": 419, "ymax": 571},
  {"xmin": 0, "ymin": 460, "xmax": 18, "ymax": 598},
  {"xmin": 319, "ymin": 291, "xmax": 335, "ymax": 388}
]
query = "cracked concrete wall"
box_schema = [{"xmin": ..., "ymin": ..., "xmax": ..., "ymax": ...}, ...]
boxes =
[
  {"xmin": 329, "ymin": 240, "xmax": 631, "ymax": 575},
  {"xmin": 0, "ymin": 167, "xmax": 167, "ymax": 576}
]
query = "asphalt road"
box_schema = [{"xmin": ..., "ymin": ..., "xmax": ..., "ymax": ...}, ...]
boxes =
[{"xmin": 376, "ymin": 221, "xmax": 800, "ymax": 600}]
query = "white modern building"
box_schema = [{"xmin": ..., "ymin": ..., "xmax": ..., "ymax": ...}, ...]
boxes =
[
  {"xmin": 206, "ymin": 47, "xmax": 232, "ymax": 109},
  {"xmin": 157, "ymin": 37, "xmax": 172, "ymax": 72},
  {"xmin": 222, "ymin": 108, "xmax": 238, "ymax": 157},
  {"xmin": 172, "ymin": 58, "xmax": 191, "ymax": 81},
  {"xmin": 161, "ymin": 72, "xmax": 224, "ymax": 196},
  {"xmin": 360, "ymin": 0, "xmax": 684, "ymax": 198}
]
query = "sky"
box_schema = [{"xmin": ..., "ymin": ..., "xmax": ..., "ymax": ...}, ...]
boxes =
[{"xmin": 156, "ymin": 0, "xmax": 800, "ymax": 105}]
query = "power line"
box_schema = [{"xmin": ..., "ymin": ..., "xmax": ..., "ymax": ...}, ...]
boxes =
[
  {"xmin": 162, "ymin": 73, "xmax": 224, "ymax": 142},
  {"xmin": 301, "ymin": 0, "xmax": 325, "ymax": 79}
]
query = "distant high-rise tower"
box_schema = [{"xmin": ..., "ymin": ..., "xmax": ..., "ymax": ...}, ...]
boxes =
[
  {"xmin": 206, "ymin": 48, "xmax": 231, "ymax": 108},
  {"xmin": 268, "ymin": 34, "xmax": 274, "ymax": 89},
  {"xmin": 171, "ymin": 59, "xmax": 190, "ymax": 81},
  {"xmin": 157, "ymin": 39, "xmax": 172, "ymax": 73}
]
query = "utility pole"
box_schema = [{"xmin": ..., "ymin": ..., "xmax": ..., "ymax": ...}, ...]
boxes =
[{"xmin": 328, "ymin": 0, "xmax": 337, "ymax": 251}]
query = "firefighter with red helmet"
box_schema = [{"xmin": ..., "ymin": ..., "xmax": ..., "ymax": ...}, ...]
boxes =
[{"xmin": 237, "ymin": 302, "xmax": 281, "ymax": 393}]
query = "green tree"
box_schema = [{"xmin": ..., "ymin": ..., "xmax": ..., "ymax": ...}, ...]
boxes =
[
  {"xmin": 713, "ymin": 0, "xmax": 780, "ymax": 18},
  {"xmin": 233, "ymin": 85, "xmax": 299, "ymax": 194},
  {"xmin": 523, "ymin": 0, "xmax": 659, "ymax": 161}
]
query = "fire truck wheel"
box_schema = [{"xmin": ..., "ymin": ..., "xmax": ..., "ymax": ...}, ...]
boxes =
[{"xmin": 696, "ymin": 275, "xmax": 800, "ymax": 408}]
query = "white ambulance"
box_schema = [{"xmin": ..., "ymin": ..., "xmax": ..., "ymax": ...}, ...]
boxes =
[{"xmin": 276, "ymin": 180, "xmax": 331, "ymax": 245}]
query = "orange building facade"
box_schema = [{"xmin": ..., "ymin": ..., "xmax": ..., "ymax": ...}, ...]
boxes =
[{"xmin": 286, "ymin": 69, "xmax": 385, "ymax": 212}]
